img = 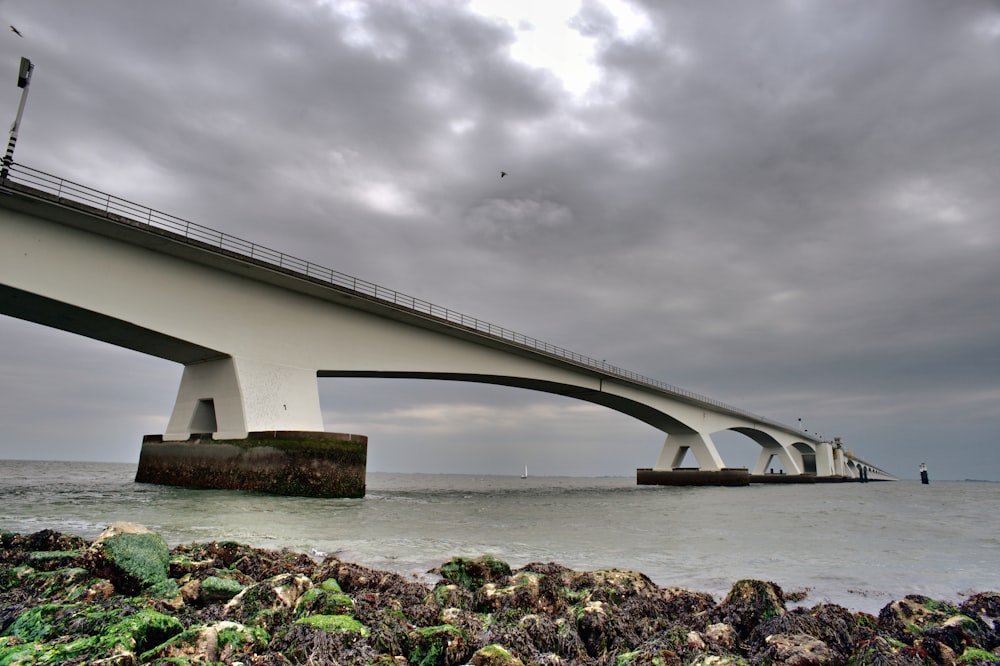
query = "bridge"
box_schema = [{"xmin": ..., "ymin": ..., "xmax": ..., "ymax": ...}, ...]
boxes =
[{"xmin": 0, "ymin": 163, "xmax": 895, "ymax": 487}]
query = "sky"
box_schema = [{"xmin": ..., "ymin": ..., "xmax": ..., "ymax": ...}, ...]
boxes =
[{"xmin": 0, "ymin": 0, "xmax": 997, "ymax": 481}]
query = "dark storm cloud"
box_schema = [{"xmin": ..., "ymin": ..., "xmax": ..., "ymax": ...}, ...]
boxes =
[{"xmin": 0, "ymin": 0, "xmax": 997, "ymax": 479}]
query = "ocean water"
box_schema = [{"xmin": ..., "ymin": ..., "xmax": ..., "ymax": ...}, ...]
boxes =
[{"xmin": 1, "ymin": 460, "xmax": 997, "ymax": 615}]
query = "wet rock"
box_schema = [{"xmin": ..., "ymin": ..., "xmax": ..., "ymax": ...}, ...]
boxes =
[
  {"xmin": 476, "ymin": 571, "xmax": 544, "ymax": 612},
  {"xmin": 142, "ymin": 619, "xmax": 268, "ymax": 663},
  {"xmin": 2, "ymin": 528, "xmax": 998, "ymax": 666},
  {"xmin": 849, "ymin": 635, "xmax": 928, "ymax": 666},
  {"xmin": 200, "ymin": 574, "xmax": 247, "ymax": 604},
  {"xmin": 960, "ymin": 593, "xmax": 1000, "ymax": 649},
  {"xmin": 575, "ymin": 598, "xmax": 628, "ymax": 658},
  {"xmin": 295, "ymin": 582, "xmax": 355, "ymax": 617},
  {"xmin": 470, "ymin": 643, "xmax": 526, "ymax": 666},
  {"xmin": 406, "ymin": 623, "xmax": 473, "ymax": 666},
  {"xmin": 83, "ymin": 522, "xmax": 174, "ymax": 597},
  {"xmin": 224, "ymin": 572, "xmax": 313, "ymax": 631},
  {"xmin": 662, "ymin": 587, "xmax": 719, "ymax": 626},
  {"xmin": 275, "ymin": 614, "xmax": 377, "ymax": 665},
  {"xmin": 434, "ymin": 555, "xmax": 513, "ymax": 592},
  {"xmin": 618, "ymin": 624, "xmax": 698, "ymax": 666},
  {"xmin": 688, "ymin": 654, "xmax": 751, "ymax": 666},
  {"xmin": 878, "ymin": 595, "xmax": 989, "ymax": 653},
  {"xmin": 703, "ymin": 622, "xmax": 738, "ymax": 652},
  {"xmin": 914, "ymin": 636, "xmax": 959, "ymax": 666},
  {"xmin": 924, "ymin": 614, "xmax": 991, "ymax": 656},
  {"xmin": 518, "ymin": 612, "xmax": 587, "ymax": 661},
  {"xmin": 751, "ymin": 603, "xmax": 865, "ymax": 662},
  {"xmin": 428, "ymin": 582, "xmax": 476, "ymax": 611},
  {"xmin": 714, "ymin": 579, "xmax": 786, "ymax": 642},
  {"xmin": 760, "ymin": 632, "xmax": 834, "ymax": 666}
]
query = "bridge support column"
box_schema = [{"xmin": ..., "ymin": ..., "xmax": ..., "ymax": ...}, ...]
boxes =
[
  {"xmin": 814, "ymin": 441, "xmax": 835, "ymax": 477},
  {"xmin": 751, "ymin": 444, "xmax": 803, "ymax": 476},
  {"xmin": 653, "ymin": 432, "xmax": 725, "ymax": 472},
  {"xmin": 164, "ymin": 356, "xmax": 324, "ymax": 441}
]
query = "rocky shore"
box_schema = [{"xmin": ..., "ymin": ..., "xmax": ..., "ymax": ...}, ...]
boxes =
[{"xmin": 1, "ymin": 523, "xmax": 998, "ymax": 665}]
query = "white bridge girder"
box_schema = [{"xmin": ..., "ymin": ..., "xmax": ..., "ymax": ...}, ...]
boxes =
[{"xmin": 0, "ymin": 183, "xmax": 844, "ymax": 475}]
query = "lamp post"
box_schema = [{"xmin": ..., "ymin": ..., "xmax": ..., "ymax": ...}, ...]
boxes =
[{"xmin": 1, "ymin": 56, "xmax": 34, "ymax": 180}]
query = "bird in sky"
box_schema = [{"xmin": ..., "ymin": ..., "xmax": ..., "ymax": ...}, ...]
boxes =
[
  {"xmin": 500, "ymin": 171, "xmax": 507, "ymax": 178},
  {"xmin": 9, "ymin": 25, "xmax": 23, "ymax": 37}
]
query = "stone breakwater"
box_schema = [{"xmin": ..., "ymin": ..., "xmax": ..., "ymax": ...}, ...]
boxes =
[{"xmin": 1, "ymin": 523, "xmax": 998, "ymax": 666}]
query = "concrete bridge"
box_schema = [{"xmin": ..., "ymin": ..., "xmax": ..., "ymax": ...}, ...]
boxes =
[{"xmin": 0, "ymin": 163, "xmax": 895, "ymax": 487}]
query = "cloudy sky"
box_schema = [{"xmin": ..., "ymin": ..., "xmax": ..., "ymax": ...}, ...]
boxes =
[{"xmin": 0, "ymin": 0, "xmax": 997, "ymax": 481}]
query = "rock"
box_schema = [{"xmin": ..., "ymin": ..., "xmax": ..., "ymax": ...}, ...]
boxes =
[
  {"xmin": 434, "ymin": 555, "xmax": 512, "ymax": 592},
  {"xmin": 714, "ymin": 579, "xmax": 786, "ymax": 642},
  {"xmin": 470, "ymin": 643, "xmax": 526, "ymax": 665},
  {"xmin": 224, "ymin": 572, "xmax": 313, "ymax": 631},
  {"xmin": 760, "ymin": 632, "xmax": 834, "ymax": 666},
  {"xmin": 662, "ymin": 587, "xmax": 719, "ymax": 625},
  {"xmin": 517, "ymin": 613, "xmax": 587, "ymax": 661},
  {"xmin": 704, "ymin": 622, "xmax": 738, "ymax": 651},
  {"xmin": 84, "ymin": 523, "xmax": 174, "ymax": 597},
  {"xmin": 914, "ymin": 636, "xmax": 958, "ymax": 666},
  {"xmin": 2, "ymin": 529, "xmax": 997, "ymax": 666},
  {"xmin": 849, "ymin": 635, "xmax": 927, "ymax": 666},
  {"xmin": 199, "ymin": 575, "xmax": 246, "ymax": 604},
  {"xmin": 688, "ymin": 655, "xmax": 751, "ymax": 666},
  {"xmin": 960, "ymin": 593, "xmax": 1000, "ymax": 650},
  {"xmin": 476, "ymin": 571, "xmax": 544, "ymax": 612},
  {"xmin": 295, "ymin": 584, "xmax": 355, "ymax": 617},
  {"xmin": 275, "ymin": 614, "xmax": 377, "ymax": 664},
  {"xmin": 878, "ymin": 595, "xmax": 989, "ymax": 653},
  {"xmin": 406, "ymin": 623, "xmax": 472, "ymax": 666},
  {"xmin": 750, "ymin": 604, "xmax": 863, "ymax": 662},
  {"xmin": 429, "ymin": 582, "xmax": 476, "ymax": 611}
]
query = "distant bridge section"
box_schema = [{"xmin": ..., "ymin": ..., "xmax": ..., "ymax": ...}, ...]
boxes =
[{"xmin": 0, "ymin": 163, "xmax": 894, "ymax": 482}]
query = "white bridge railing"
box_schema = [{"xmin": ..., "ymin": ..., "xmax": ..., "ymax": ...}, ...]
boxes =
[{"xmin": 1, "ymin": 162, "xmax": 808, "ymax": 437}]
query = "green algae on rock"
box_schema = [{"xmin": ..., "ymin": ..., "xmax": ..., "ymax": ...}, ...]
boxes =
[{"xmin": 2, "ymin": 526, "xmax": 1000, "ymax": 665}]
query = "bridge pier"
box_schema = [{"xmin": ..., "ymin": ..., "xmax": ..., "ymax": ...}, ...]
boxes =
[
  {"xmin": 136, "ymin": 431, "xmax": 367, "ymax": 498},
  {"xmin": 653, "ymin": 432, "xmax": 726, "ymax": 472},
  {"xmin": 165, "ymin": 357, "xmax": 324, "ymax": 441},
  {"xmin": 751, "ymin": 445, "xmax": 804, "ymax": 476},
  {"xmin": 151, "ymin": 357, "xmax": 369, "ymax": 497}
]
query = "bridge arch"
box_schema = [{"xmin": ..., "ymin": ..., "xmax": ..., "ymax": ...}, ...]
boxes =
[{"xmin": 319, "ymin": 371, "xmax": 807, "ymax": 474}]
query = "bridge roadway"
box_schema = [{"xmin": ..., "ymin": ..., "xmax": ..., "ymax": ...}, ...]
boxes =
[{"xmin": 0, "ymin": 164, "xmax": 893, "ymax": 481}]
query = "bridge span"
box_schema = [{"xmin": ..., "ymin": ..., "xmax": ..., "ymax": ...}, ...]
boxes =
[{"xmin": 0, "ymin": 164, "xmax": 894, "ymax": 484}]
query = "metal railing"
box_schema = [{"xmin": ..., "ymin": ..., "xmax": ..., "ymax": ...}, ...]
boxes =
[{"xmin": 1, "ymin": 162, "xmax": 803, "ymax": 435}]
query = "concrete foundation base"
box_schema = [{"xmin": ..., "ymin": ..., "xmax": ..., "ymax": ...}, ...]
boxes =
[
  {"xmin": 636, "ymin": 468, "xmax": 750, "ymax": 487},
  {"xmin": 135, "ymin": 431, "xmax": 368, "ymax": 498}
]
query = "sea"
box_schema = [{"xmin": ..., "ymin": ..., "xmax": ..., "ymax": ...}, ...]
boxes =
[{"xmin": 1, "ymin": 460, "xmax": 997, "ymax": 616}]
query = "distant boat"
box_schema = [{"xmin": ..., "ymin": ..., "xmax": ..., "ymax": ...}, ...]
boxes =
[{"xmin": 521, "ymin": 465, "xmax": 528, "ymax": 479}]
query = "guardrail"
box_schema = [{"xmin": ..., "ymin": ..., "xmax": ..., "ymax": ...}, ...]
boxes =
[{"xmin": 1, "ymin": 162, "xmax": 806, "ymax": 436}]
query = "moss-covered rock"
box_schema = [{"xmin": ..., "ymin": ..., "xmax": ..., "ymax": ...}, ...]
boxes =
[
  {"xmin": 960, "ymin": 593, "xmax": 1000, "ymax": 651},
  {"xmin": 470, "ymin": 643, "xmax": 526, "ymax": 666},
  {"xmin": 714, "ymin": 579, "xmax": 786, "ymax": 641},
  {"xmin": 84, "ymin": 522, "xmax": 175, "ymax": 597},
  {"xmin": 199, "ymin": 574, "xmax": 246, "ymax": 603},
  {"xmin": 435, "ymin": 555, "xmax": 512, "ymax": 592},
  {"xmin": 2, "ymin": 527, "xmax": 998, "ymax": 666},
  {"xmin": 224, "ymin": 572, "xmax": 313, "ymax": 631},
  {"xmin": 407, "ymin": 623, "xmax": 472, "ymax": 666},
  {"xmin": 295, "ymin": 584, "xmax": 355, "ymax": 616}
]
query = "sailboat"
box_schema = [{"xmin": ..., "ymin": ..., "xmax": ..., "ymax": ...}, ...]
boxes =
[{"xmin": 521, "ymin": 465, "xmax": 528, "ymax": 479}]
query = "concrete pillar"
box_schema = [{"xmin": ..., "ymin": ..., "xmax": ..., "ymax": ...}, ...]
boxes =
[
  {"xmin": 165, "ymin": 356, "xmax": 324, "ymax": 440},
  {"xmin": 653, "ymin": 432, "xmax": 726, "ymax": 471},
  {"xmin": 752, "ymin": 443, "xmax": 803, "ymax": 475},
  {"xmin": 814, "ymin": 441, "xmax": 836, "ymax": 476}
]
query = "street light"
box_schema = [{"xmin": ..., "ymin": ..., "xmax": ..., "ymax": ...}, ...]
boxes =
[{"xmin": 1, "ymin": 56, "xmax": 34, "ymax": 180}]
